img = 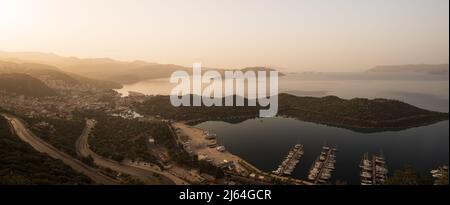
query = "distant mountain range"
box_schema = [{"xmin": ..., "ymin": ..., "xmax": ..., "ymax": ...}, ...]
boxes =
[
  {"xmin": 0, "ymin": 51, "xmax": 283, "ymax": 84},
  {"xmin": 0, "ymin": 73, "xmax": 58, "ymax": 97},
  {"xmin": 367, "ymin": 64, "xmax": 449, "ymax": 75},
  {"xmin": 0, "ymin": 60, "xmax": 122, "ymax": 89}
]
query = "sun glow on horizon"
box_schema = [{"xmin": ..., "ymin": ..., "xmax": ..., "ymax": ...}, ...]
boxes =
[
  {"xmin": 0, "ymin": 0, "xmax": 448, "ymax": 71},
  {"xmin": 0, "ymin": 0, "xmax": 36, "ymax": 30}
]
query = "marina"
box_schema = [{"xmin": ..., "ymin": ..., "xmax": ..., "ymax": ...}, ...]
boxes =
[
  {"xmin": 359, "ymin": 152, "xmax": 388, "ymax": 185},
  {"xmin": 307, "ymin": 146, "xmax": 337, "ymax": 184},
  {"xmin": 272, "ymin": 144, "xmax": 304, "ymax": 176}
]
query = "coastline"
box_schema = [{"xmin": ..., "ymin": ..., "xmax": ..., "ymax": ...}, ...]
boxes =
[
  {"xmin": 172, "ymin": 121, "xmax": 312, "ymax": 185},
  {"xmin": 172, "ymin": 122, "xmax": 252, "ymax": 174}
]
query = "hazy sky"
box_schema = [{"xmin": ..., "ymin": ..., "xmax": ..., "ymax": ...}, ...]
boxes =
[{"xmin": 0, "ymin": 0, "xmax": 448, "ymax": 71}]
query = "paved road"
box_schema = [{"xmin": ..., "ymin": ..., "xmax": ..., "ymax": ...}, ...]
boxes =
[
  {"xmin": 76, "ymin": 119, "xmax": 188, "ymax": 185},
  {"xmin": 1, "ymin": 114, "xmax": 119, "ymax": 185}
]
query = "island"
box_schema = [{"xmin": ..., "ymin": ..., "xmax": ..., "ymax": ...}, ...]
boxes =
[{"xmin": 134, "ymin": 94, "xmax": 449, "ymax": 132}]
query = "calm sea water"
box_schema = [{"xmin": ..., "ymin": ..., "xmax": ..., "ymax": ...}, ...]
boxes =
[
  {"xmin": 116, "ymin": 72, "xmax": 449, "ymax": 112},
  {"xmin": 117, "ymin": 72, "xmax": 449, "ymax": 184},
  {"xmin": 196, "ymin": 118, "xmax": 449, "ymax": 184}
]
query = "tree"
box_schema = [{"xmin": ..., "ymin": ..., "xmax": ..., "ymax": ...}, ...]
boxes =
[{"xmin": 384, "ymin": 165, "xmax": 433, "ymax": 185}]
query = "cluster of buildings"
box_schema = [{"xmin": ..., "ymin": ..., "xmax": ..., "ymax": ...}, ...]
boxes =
[
  {"xmin": 0, "ymin": 92, "xmax": 108, "ymax": 119},
  {"xmin": 0, "ymin": 85, "xmax": 150, "ymax": 121}
]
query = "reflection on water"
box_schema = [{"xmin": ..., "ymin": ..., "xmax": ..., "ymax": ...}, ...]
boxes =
[
  {"xmin": 116, "ymin": 72, "xmax": 449, "ymax": 184},
  {"xmin": 196, "ymin": 117, "xmax": 449, "ymax": 184}
]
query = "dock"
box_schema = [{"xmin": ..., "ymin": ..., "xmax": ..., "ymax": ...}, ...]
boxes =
[
  {"xmin": 272, "ymin": 144, "xmax": 304, "ymax": 176},
  {"xmin": 307, "ymin": 146, "xmax": 337, "ymax": 185},
  {"xmin": 359, "ymin": 152, "xmax": 388, "ymax": 185}
]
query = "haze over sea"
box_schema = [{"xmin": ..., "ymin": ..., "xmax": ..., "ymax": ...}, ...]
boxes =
[
  {"xmin": 115, "ymin": 70, "xmax": 449, "ymax": 184},
  {"xmin": 117, "ymin": 71, "xmax": 449, "ymax": 112}
]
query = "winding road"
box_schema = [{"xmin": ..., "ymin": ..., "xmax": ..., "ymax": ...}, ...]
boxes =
[
  {"xmin": 1, "ymin": 113, "xmax": 119, "ymax": 185},
  {"xmin": 75, "ymin": 119, "xmax": 188, "ymax": 185}
]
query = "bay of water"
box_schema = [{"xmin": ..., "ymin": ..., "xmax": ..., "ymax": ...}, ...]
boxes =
[
  {"xmin": 196, "ymin": 117, "xmax": 449, "ymax": 184},
  {"xmin": 116, "ymin": 72, "xmax": 449, "ymax": 112},
  {"xmin": 116, "ymin": 72, "xmax": 449, "ymax": 184}
]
